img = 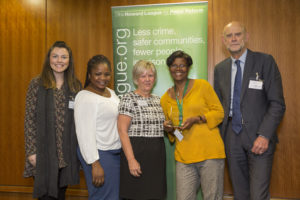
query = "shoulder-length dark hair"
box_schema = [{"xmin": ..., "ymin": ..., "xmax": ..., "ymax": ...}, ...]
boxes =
[
  {"xmin": 40, "ymin": 41, "xmax": 81, "ymax": 93},
  {"xmin": 84, "ymin": 55, "xmax": 111, "ymax": 88},
  {"xmin": 166, "ymin": 50, "xmax": 193, "ymax": 67}
]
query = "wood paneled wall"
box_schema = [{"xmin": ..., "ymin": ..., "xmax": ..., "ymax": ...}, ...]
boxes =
[
  {"xmin": 0, "ymin": 0, "xmax": 299, "ymax": 199},
  {"xmin": 0, "ymin": 0, "xmax": 46, "ymax": 188},
  {"xmin": 212, "ymin": 0, "xmax": 300, "ymax": 197}
]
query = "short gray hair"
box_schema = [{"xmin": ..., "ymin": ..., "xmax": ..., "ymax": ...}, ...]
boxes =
[{"xmin": 132, "ymin": 60, "xmax": 157, "ymax": 85}]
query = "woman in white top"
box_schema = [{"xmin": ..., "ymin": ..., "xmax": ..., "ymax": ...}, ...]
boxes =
[{"xmin": 74, "ymin": 55, "xmax": 121, "ymax": 200}]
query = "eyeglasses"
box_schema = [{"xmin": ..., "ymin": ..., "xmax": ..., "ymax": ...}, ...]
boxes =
[{"xmin": 170, "ymin": 64, "xmax": 187, "ymax": 69}]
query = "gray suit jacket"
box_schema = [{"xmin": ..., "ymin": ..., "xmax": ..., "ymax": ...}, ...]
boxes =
[{"xmin": 214, "ymin": 49, "xmax": 285, "ymax": 143}]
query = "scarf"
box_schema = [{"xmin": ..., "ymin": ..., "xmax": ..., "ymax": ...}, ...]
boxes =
[{"xmin": 33, "ymin": 83, "xmax": 80, "ymax": 198}]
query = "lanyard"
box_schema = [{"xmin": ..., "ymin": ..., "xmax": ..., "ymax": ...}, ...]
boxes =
[{"xmin": 174, "ymin": 79, "xmax": 189, "ymax": 126}]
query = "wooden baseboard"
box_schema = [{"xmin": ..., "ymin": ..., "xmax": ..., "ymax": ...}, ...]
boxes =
[
  {"xmin": 0, "ymin": 186, "xmax": 32, "ymax": 194},
  {"xmin": 0, "ymin": 185, "xmax": 88, "ymax": 197}
]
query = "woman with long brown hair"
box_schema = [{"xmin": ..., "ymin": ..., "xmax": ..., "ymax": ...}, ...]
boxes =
[{"xmin": 24, "ymin": 41, "xmax": 81, "ymax": 200}]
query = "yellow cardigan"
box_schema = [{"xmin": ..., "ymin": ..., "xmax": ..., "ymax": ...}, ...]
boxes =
[{"xmin": 161, "ymin": 79, "xmax": 225, "ymax": 164}]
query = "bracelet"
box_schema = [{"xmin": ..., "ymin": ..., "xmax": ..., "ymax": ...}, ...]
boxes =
[
  {"xmin": 198, "ymin": 116, "xmax": 202, "ymax": 122},
  {"xmin": 199, "ymin": 115, "xmax": 206, "ymax": 123}
]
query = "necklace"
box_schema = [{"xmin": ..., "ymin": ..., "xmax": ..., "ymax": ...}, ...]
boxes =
[
  {"xmin": 86, "ymin": 85, "xmax": 110, "ymax": 97},
  {"xmin": 174, "ymin": 79, "xmax": 189, "ymax": 100}
]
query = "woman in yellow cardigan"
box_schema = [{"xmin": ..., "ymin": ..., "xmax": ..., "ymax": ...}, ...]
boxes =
[{"xmin": 161, "ymin": 50, "xmax": 225, "ymax": 200}]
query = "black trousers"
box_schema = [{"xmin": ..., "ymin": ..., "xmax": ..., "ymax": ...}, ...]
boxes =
[{"xmin": 38, "ymin": 186, "xmax": 67, "ymax": 200}]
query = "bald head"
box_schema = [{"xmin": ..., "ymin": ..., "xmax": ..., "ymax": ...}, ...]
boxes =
[
  {"xmin": 223, "ymin": 21, "xmax": 247, "ymax": 36},
  {"xmin": 222, "ymin": 21, "xmax": 248, "ymax": 58}
]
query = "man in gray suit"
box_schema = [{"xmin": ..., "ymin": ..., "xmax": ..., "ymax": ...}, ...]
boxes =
[{"xmin": 214, "ymin": 21, "xmax": 285, "ymax": 200}]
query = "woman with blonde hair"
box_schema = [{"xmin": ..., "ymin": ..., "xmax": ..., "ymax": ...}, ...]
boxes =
[{"xmin": 118, "ymin": 60, "xmax": 166, "ymax": 200}]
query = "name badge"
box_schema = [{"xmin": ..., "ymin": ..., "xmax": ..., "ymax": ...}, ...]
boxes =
[
  {"xmin": 137, "ymin": 100, "xmax": 148, "ymax": 106},
  {"xmin": 68, "ymin": 100, "xmax": 74, "ymax": 109},
  {"xmin": 249, "ymin": 80, "xmax": 263, "ymax": 90},
  {"xmin": 174, "ymin": 129, "xmax": 183, "ymax": 141}
]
